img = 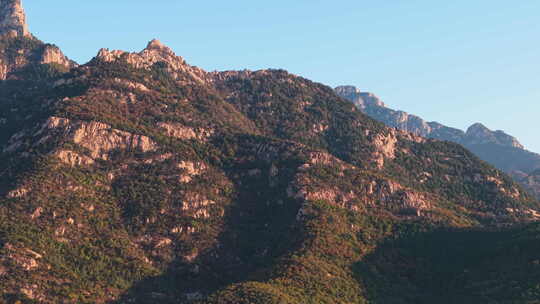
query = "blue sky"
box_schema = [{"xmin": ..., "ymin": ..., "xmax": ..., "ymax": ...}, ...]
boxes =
[{"xmin": 24, "ymin": 1, "xmax": 539, "ymax": 152}]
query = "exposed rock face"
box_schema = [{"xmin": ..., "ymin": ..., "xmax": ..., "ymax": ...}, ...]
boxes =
[
  {"xmin": 0, "ymin": 1, "xmax": 75, "ymax": 80},
  {"xmin": 336, "ymin": 85, "xmax": 540, "ymax": 199},
  {"xmin": 335, "ymin": 86, "xmax": 525, "ymax": 149},
  {"xmin": 335, "ymin": 86, "xmax": 386, "ymax": 110},
  {"xmin": 113, "ymin": 77, "xmax": 150, "ymax": 92},
  {"xmin": 177, "ymin": 161, "xmax": 207, "ymax": 183},
  {"xmin": 511, "ymin": 170, "xmax": 540, "ymax": 200},
  {"xmin": 1, "ymin": 24, "xmax": 540, "ymax": 302},
  {"xmin": 5, "ymin": 243, "xmax": 42, "ymax": 271},
  {"xmin": 41, "ymin": 117, "xmax": 158, "ymax": 160},
  {"xmin": 0, "ymin": 0, "xmax": 78, "ymax": 81},
  {"xmin": 0, "ymin": 0, "xmax": 29, "ymax": 38},
  {"xmin": 335, "ymin": 86, "xmax": 436, "ymax": 137},
  {"xmin": 0, "ymin": 57, "xmax": 7, "ymax": 79},
  {"xmin": 4, "ymin": 116, "xmax": 158, "ymax": 161},
  {"xmin": 158, "ymin": 122, "xmax": 214, "ymax": 141},
  {"xmin": 54, "ymin": 149, "xmax": 95, "ymax": 166},
  {"xmin": 96, "ymin": 39, "xmax": 209, "ymax": 84},
  {"xmin": 39, "ymin": 44, "xmax": 75, "ymax": 68},
  {"xmin": 372, "ymin": 131, "xmax": 398, "ymax": 168},
  {"xmin": 6, "ymin": 186, "xmax": 28, "ymax": 198},
  {"xmin": 465, "ymin": 123, "xmax": 523, "ymax": 148},
  {"xmin": 290, "ymin": 150, "xmax": 433, "ymax": 218}
]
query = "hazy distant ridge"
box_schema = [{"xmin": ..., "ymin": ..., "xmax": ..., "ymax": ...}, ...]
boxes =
[{"xmin": 336, "ymin": 85, "xmax": 540, "ymax": 198}]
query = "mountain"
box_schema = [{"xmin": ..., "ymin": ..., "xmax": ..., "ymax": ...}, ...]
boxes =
[
  {"xmin": 334, "ymin": 86, "xmax": 525, "ymax": 149},
  {"xmin": 336, "ymin": 85, "xmax": 540, "ymax": 198},
  {"xmin": 512, "ymin": 169, "xmax": 540, "ymax": 202},
  {"xmin": 0, "ymin": 0, "xmax": 29, "ymax": 38},
  {"xmin": 1, "ymin": 4, "xmax": 540, "ymax": 304},
  {"xmin": 0, "ymin": 0, "xmax": 75, "ymax": 80}
]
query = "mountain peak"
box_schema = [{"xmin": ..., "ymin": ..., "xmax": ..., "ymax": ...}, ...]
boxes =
[
  {"xmin": 0, "ymin": 0, "xmax": 30, "ymax": 37},
  {"xmin": 335, "ymin": 85, "xmax": 361, "ymax": 96},
  {"xmin": 94, "ymin": 41, "xmax": 213, "ymax": 85},
  {"xmin": 146, "ymin": 39, "xmax": 167, "ymax": 50},
  {"xmin": 335, "ymin": 85, "xmax": 386, "ymax": 110},
  {"xmin": 96, "ymin": 43, "xmax": 184, "ymax": 68},
  {"xmin": 143, "ymin": 38, "xmax": 177, "ymax": 58},
  {"xmin": 466, "ymin": 122, "xmax": 524, "ymax": 149},
  {"xmin": 467, "ymin": 122, "xmax": 489, "ymax": 133}
]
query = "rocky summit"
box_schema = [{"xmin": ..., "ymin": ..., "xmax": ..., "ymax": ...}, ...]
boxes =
[
  {"xmin": 336, "ymin": 85, "xmax": 540, "ymax": 199},
  {"xmin": 1, "ymin": 5, "xmax": 540, "ymax": 304},
  {"xmin": 0, "ymin": 0, "xmax": 75, "ymax": 80},
  {"xmin": 465, "ymin": 122, "xmax": 523, "ymax": 149},
  {"xmin": 0, "ymin": 0, "xmax": 29, "ymax": 38}
]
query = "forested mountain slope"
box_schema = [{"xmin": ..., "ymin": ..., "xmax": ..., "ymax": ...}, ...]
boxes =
[
  {"xmin": 336, "ymin": 85, "xmax": 540, "ymax": 200},
  {"xmin": 1, "ymin": 2, "xmax": 540, "ymax": 303}
]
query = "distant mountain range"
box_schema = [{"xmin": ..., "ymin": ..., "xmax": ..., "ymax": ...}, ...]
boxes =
[{"xmin": 335, "ymin": 85, "xmax": 540, "ymax": 199}]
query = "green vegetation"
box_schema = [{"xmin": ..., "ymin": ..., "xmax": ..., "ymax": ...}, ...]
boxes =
[
  {"xmin": 0, "ymin": 36, "xmax": 43, "ymax": 62},
  {"xmin": 0, "ymin": 40, "xmax": 539, "ymax": 303}
]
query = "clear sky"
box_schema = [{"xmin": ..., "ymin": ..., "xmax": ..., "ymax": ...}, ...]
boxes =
[{"xmin": 23, "ymin": 1, "xmax": 539, "ymax": 152}]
